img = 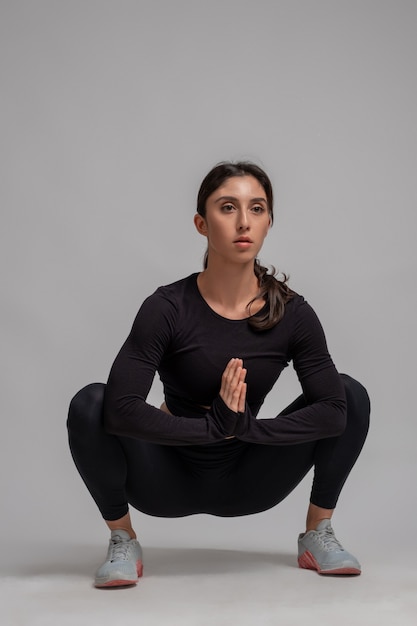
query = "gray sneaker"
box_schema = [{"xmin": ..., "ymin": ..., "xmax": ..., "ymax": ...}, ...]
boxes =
[
  {"xmin": 95, "ymin": 529, "xmax": 143, "ymax": 588},
  {"xmin": 298, "ymin": 519, "xmax": 361, "ymax": 575}
]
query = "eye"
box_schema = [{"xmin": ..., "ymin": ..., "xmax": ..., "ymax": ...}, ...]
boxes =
[
  {"xmin": 221, "ymin": 204, "xmax": 235, "ymax": 213},
  {"xmin": 251, "ymin": 205, "xmax": 266, "ymax": 214}
]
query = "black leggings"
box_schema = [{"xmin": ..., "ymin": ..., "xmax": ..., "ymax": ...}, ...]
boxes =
[{"xmin": 67, "ymin": 374, "xmax": 370, "ymax": 521}]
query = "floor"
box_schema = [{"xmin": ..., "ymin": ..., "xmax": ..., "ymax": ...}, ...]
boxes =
[{"xmin": 2, "ymin": 537, "xmax": 415, "ymax": 626}]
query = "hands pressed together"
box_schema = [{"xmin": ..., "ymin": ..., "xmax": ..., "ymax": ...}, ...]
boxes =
[
  {"xmin": 161, "ymin": 357, "xmax": 249, "ymax": 440},
  {"xmin": 219, "ymin": 358, "xmax": 247, "ymax": 413}
]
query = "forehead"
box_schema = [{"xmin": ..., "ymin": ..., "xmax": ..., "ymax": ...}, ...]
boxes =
[{"xmin": 209, "ymin": 175, "xmax": 267, "ymax": 201}]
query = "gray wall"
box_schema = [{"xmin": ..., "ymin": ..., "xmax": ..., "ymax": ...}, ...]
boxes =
[{"xmin": 1, "ymin": 0, "xmax": 416, "ymax": 550}]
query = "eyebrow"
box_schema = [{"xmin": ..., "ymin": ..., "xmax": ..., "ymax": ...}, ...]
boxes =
[{"xmin": 214, "ymin": 196, "xmax": 267, "ymax": 204}]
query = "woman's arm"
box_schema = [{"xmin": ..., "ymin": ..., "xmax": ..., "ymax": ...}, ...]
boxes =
[
  {"xmin": 103, "ymin": 292, "xmax": 243, "ymax": 445},
  {"xmin": 233, "ymin": 300, "xmax": 347, "ymax": 445}
]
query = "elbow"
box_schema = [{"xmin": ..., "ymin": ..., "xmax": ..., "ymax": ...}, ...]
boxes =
[
  {"xmin": 331, "ymin": 412, "xmax": 347, "ymax": 437},
  {"xmin": 326, "ymin": 398, "xmax": 347, "ymax": 437},
  {"xmin": 102, "ymin": 392, "xmax": 148, "ymax": 438}
]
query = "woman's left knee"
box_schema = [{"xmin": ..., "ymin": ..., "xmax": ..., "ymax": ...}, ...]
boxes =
[{"xmin": 339, "ymin": 373, "xmax": 371, "ymax": 420}]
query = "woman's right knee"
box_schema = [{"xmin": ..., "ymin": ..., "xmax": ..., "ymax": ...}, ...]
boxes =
[{"xmin": 67, "ymin": 382, "xmax": 106, "ymax": 433}]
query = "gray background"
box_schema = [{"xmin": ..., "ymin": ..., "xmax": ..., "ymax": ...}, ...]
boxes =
[{"xmin": 1, "ymin": 0, "xmax": 416, "ymax": 557}]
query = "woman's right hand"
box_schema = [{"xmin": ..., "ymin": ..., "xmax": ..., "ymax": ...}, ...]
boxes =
[{"xmin": 219, "ymin": 358, "xmax": 247, "ymax": 413}]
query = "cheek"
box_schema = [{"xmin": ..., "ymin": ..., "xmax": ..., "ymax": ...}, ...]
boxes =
[
  {"xmin": 262, "ymin": 222, "xmax": 271, "ymax": 237},
  {"xmin": 208, "ymin": 219, "xmax": 228, "ymax": 240}
]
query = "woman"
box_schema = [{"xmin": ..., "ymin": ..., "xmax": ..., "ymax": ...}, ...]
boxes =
[{"xmin": 67, "ymin": 161, "xmax": 370, "ymax": 588}]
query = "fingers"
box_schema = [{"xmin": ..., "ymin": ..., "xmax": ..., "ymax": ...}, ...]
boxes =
[
  {"xmin": 220, "ymin": 358, "xmax": 247, "ymax": 413},
  {"xmin": 238, "ymin": 382, "xmax": 247, "ymax": 413}
]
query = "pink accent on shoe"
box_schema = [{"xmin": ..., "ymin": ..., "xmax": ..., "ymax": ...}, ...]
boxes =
[
  {"xmin": 95, "ymin": 560, "xmax": 144, "ymax": 588},
  {"xmin": 298, "ymin": 551, "xmax": 361, "ymax": 576},
  {"xmin": 137, "ymin": 560, "xmax": 144, "ymax": 577}
]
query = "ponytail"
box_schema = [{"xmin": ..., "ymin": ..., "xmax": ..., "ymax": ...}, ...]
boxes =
[{"xmin": 248, "ymin": 260, "xmax": 294, "ymax": 331}]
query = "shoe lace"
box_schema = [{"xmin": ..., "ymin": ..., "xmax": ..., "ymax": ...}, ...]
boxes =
[
  {"xmin": 109, "ymin": 536, "xmax": 132, "ymax": 562},
  {"xmin": 315, "ymin": 526, "xmax": 345, "ymax": 552}
]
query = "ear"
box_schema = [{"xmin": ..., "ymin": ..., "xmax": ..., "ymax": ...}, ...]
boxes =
[
  {"xmin": 194, "ymin": 213, "xmax": 208, "ymax": 236},
  {"xmin": 264, "ymin": 214, "xmax": 272, "ymax": 236}
]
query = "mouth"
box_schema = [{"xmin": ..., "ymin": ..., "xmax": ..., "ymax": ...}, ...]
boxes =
[
  {"xmin": 234, "ymin": 237, "xmax": 253, "ymax": 249},
  {"xmin": 234, "ymin": 237, "xmax": 253, "ymax": 244}
]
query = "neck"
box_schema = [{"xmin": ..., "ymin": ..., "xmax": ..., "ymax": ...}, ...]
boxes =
[{"xmin": 197, "ymin": 259, "xmax": 261, "ymax": 318}]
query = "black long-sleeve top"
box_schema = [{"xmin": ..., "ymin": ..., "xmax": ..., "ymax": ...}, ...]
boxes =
[{"xmin": 103, "ymin": 273, "xmax": 347, "ymax": 446}]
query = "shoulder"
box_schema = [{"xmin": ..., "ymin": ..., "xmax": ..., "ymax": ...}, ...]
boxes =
[
  {"xmin": 153, "ymin": 273, "xmax": 199, "ymax": 303},
  {"xmin": 126, "ymin": 274, "xmax": 198, "ymax": 348},
  {"xmin": 285, "ymin": 292, "xmax": 320, "ymax": 322},
  {"xmin": 134, "ymin": 273, "xmax": 198, "ymax": 326},
  {"xmin": 282, "ymin": 292, "xmax": 317, "ymax": 328},
  {"xmin": 283, "ymin": 292, "xmax": 327, "ymax": 343},
  {"xmin": 144, "ymin": 273, "xmax": 198, "ymax": 315}
]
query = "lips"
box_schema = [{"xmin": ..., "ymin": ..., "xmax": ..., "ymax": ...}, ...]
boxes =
[{"xmin": 234, "ymin": 237, "xmax": 253, "ymax": 243}]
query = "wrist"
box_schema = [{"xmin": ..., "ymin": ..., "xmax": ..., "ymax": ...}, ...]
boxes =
[
  {"xmin": 208, "ymin": 395, "xmax": 239, "ymax": 437},
  {"xmin": 232, "ymin": 402, "xmax": 251, "ymax": 437}
]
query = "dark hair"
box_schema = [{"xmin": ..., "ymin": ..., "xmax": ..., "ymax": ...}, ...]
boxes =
[{"xmin": 196, "ymin": 161, "xmax": 294, "ymax": 331}]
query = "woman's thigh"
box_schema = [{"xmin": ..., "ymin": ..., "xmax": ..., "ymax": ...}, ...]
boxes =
[{"xmin": 204, "ymin": 441, "xmax": 316, "ymax": 517}]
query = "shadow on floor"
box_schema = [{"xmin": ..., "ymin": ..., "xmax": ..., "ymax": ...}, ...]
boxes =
[{"xmin": 145, "ymin": 547, "xmax": 296, "ymax": 577}]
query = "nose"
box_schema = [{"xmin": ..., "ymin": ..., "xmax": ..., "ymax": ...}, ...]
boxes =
[{"xmin": 237, "ymin": 209, "xmax": 250, "ymax": 231}]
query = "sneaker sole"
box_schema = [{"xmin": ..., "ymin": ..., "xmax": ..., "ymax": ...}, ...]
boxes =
[
  {"xmin": 95, "ymin": 560, "xmax": 144, "ymax": 588},
  {"xmin": 298, "ymin": 551, "xmax": 361, "ymax": 576}
]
